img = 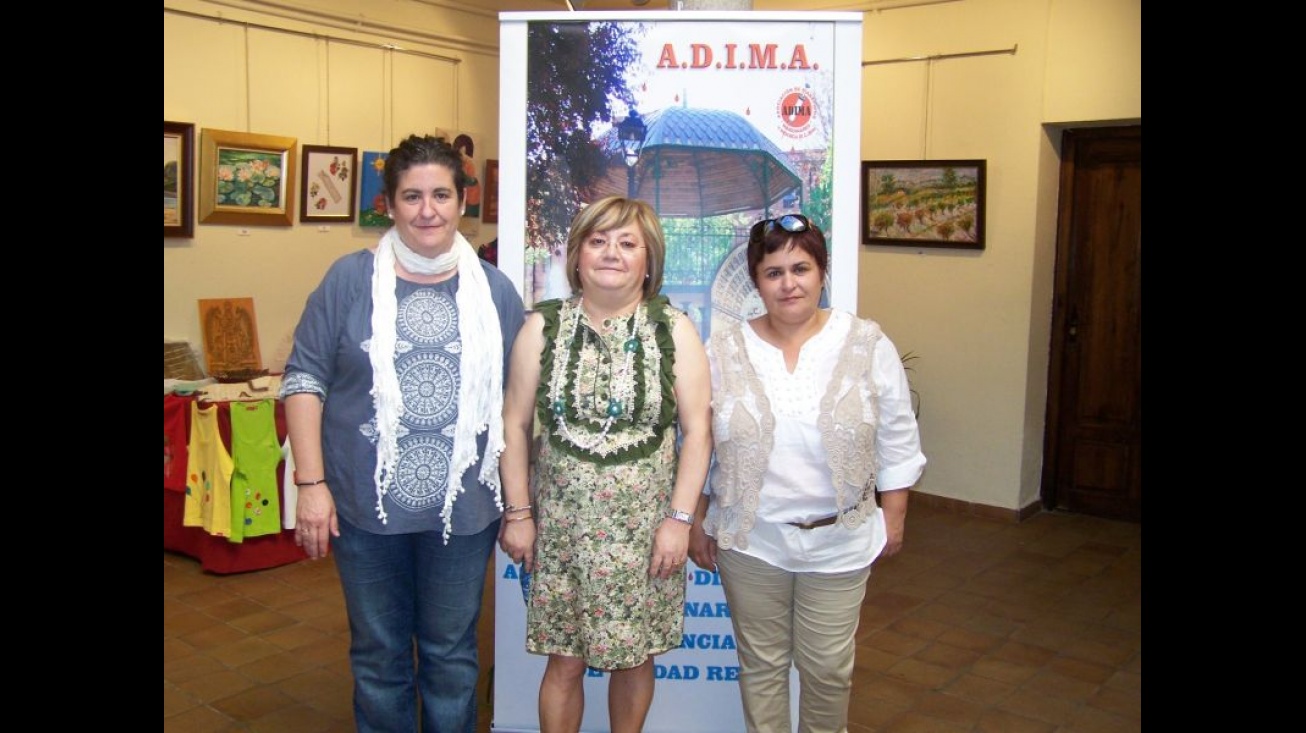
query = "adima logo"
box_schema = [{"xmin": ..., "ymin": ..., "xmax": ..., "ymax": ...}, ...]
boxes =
[{"xmin": 776, "ymin": 87, "xmax": 816, "ymax": 140}]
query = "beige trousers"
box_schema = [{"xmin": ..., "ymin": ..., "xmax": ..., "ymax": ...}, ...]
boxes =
[{"xmin": 716, "ymin": 548, "xmax": 870, "ymax": 733}]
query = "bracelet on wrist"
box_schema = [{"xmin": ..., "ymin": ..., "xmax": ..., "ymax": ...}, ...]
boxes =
[
  {"xmin": 505, "ymin": 503, "xmax": 532, "ymax": 513},
  {"xmin": 506, "ymin": 513, "xmax": 534, "ymax": 523},
  {"xmin": 295, "ymin": 479, "xmax": 327, "ymax": 487}
]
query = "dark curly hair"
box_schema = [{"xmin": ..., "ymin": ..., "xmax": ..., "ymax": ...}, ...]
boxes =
[
  {"xmin": 745, "ymin": 214, "xmax": 828, "ymax": 287},
  {"xmin": 382, "ymin": 134, "xmax": 467, "ymax": 208}
]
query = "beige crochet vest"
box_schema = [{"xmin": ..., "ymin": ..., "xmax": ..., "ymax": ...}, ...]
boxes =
[{"xmin": 705, "ymin": 315, "xmax": 883, "ymax": 551}]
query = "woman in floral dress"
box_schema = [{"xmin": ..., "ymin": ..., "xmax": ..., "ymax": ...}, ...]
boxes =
[{"xmin": 499, "ymin": 196, "xmax": 712, "ymax": 733}]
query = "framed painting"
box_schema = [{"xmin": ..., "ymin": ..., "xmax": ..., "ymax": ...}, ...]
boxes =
[
  {"xmin": 199, "ymin": 128, "xmax": 297, "ymax": 226},
  {"xmin": 861, "ymin": 160, "xmax": 986, "ymax": 250},
  {"xmin": 358, "ymin": 150, "xmax": 391, "ymax": 228},
  {"xmin": 483, "ymin": 159, "xmax": 500, "ymax": 224},
  {"xmin": 164, "ymin": 121, "xmax": 195, "ymax": 238},
  {"xmin": 454, "ymin": 133, "xmax": 482, "ymax": 220},
  {"xmin": 299, "ymin": 145, "xmax": 358, "ymax": 223}
]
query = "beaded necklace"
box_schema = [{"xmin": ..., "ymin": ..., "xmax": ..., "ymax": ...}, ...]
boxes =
[{"xmin": 548, "ymin": 296, "xmax": 644, "ymax": 452}]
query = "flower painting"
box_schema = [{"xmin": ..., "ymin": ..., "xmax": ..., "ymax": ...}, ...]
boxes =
[
  {"xmin": 299, "ymin": 145, "xmax": 359, "ymax": 223},
  {"xmin": 198, "ymin": 129, "xmax": 297, "ymax": 226},
  {"xmin": 216, "ymin": 150, "xmax": 284, "ymax": 208}
]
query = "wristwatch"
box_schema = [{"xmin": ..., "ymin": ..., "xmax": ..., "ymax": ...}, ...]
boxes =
[{"xmin": 666, "ymin": 508, "xmax": 694, "ymax": 525}]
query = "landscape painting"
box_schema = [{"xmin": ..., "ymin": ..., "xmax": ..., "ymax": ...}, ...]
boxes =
[{"xmin": 861, "ymin": 160, "xmax": 986, "ymax": 249}]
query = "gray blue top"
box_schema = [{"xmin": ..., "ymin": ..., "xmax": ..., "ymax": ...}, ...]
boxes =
[{"xmin": 281, "ymin": 249, "xmax": 525, "ymax": 535}]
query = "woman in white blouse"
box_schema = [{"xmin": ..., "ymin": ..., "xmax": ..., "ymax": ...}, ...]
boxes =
[{"xmin": 688, "ymin": 213, "xmax": 926, "ymax": 733}]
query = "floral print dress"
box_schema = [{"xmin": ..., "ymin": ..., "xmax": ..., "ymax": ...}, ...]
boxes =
[{"xmin": 526, "ymin": 295, "xmax": 684, "ymax": 670}]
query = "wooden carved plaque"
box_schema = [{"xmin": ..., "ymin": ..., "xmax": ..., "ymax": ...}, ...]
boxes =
[{"xmin": 198, "ymin": 297, "xmax": 263, "ymax": 378}]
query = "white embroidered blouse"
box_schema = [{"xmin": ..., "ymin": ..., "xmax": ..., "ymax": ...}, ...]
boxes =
[{"xmin": 703, "ymin": 309, "xmax": 926, "ymax": 573}]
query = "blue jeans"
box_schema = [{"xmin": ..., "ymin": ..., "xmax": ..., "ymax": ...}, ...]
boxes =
[{"xmin": 333, "ymin": 517, "xmax": 497, "ymax": 733}]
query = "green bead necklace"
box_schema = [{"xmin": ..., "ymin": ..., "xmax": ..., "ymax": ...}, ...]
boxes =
[{"xmin": 548, "ymin": 296, "xmax": 643, "ymax": 452}]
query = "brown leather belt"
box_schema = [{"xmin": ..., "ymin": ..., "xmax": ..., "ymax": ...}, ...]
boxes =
[{"xmin": 787, "ymin": 513, "xmax": 841, "ymax": 530}]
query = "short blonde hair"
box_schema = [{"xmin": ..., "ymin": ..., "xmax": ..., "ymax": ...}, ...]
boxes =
[{"xmin": 564, "ymin": 196, "xmax": 665, "ymax": 301}]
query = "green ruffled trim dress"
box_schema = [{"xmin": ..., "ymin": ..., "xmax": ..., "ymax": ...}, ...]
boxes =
[{"xmin": 525, "ymin": 294, "xmax": 687, "ymax": 669}]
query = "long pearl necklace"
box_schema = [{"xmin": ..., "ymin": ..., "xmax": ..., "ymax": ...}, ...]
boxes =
[{"xmin": 549, "ymin": 296, "xmax": 644, "ymax": 452}]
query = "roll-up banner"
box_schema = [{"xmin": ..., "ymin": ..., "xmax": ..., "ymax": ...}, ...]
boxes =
[{"xmin": 495, "ymin": 11, "xmax": 863, "ymax": 732}]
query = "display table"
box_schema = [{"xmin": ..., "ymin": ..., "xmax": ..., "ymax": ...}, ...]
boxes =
[{"xmin": 164, "ymin": 393, "xmax": 308, "ymax": 574}]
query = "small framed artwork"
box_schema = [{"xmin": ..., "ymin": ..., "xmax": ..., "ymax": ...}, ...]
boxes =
[
  {"xmin": 164, "ymin": 121, "xmax": 195, "ymax": 238},
  {"xmin": 454, "ymin": 133, "xmax": 482, "ymax": 220},
  {"xmin": 483, "ymin": 159, "xmax": 500, "ymax": 224},
  {"xmin": 299, "ymin": 145, "xmax": 358, "ymax": 223},
  {"xmin": 199, "ymin": 128, "xmax": 298, "ymax": 227},
  {"xmin": 358, "ymin": 150, "xmax": 391, "ymax": 228},
  {"xmin": 453, "ymin": 132, "xmax": 482, "ymax": 238},
  {"xmin": 861, "ymin": 159, "xmax": 986, "ymax": 250}
]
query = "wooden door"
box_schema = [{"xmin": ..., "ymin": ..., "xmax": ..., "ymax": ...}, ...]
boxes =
[{"xmin": 1041, "ymin": 126, "xmax": 1142, "ymax": 522}]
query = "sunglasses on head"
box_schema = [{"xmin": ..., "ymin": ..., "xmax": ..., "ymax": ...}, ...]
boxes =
[{"xmin": 751, "ymin": 214, "xmax": 810, "ymax": 240}]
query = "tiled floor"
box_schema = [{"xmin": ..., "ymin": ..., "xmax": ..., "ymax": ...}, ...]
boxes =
[{"xmin": 164, "ymin": 501, "xmax": 1140, "ymax": 732}]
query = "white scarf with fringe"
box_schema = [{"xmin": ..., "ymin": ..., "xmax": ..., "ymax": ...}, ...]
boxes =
[{"xmin": 369, "ymin": 227, "xmax": 505, "ymax": 542}]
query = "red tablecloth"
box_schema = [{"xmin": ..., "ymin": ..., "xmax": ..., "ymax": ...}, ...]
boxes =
[{"xmin": 163, "ymin": 395, "xmax": 309, "ymax": 574}]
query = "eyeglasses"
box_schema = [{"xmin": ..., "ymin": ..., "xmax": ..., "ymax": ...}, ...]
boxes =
[
  {"xmin": 750, "ymin": 214, "xmax": 810, "ymax": 241},
  {"xmin": 583, "ymin": 237, "xmax": 645, "ymax": 254}
]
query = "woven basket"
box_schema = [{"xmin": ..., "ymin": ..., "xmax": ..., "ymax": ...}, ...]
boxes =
[{"xmin": 164, "ymin": 340, "xmax": 206, "ymax": 380}]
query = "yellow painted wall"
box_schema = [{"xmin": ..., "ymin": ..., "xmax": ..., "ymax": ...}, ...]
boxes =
[{"xmin": 853, "ymin": 0, "xmax": 1138, "ymax": 512}]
